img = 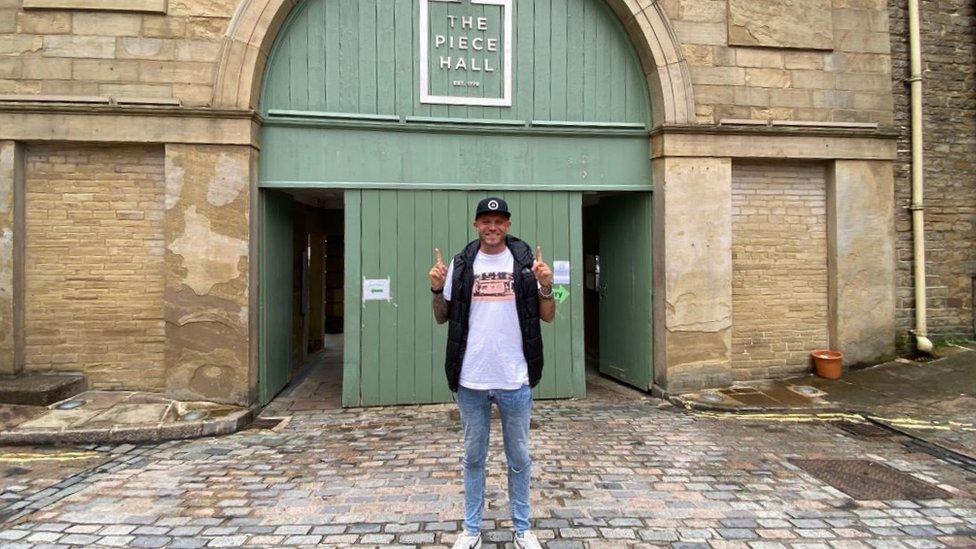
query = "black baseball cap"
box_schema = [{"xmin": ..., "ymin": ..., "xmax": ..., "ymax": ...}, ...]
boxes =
[{"xmin": 475, "ymin": 197, "xmax": 511, "ymax": 219}]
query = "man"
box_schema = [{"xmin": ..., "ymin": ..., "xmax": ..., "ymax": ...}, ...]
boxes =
[{"xmin": 429, "ymin": 197, "xmax": 554, "ymax": 549}]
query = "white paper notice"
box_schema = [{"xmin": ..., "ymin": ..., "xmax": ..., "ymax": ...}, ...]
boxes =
[
  {"xmin": 553, "ymin": 260, "xmax": 570, "ymax": 284},
  {"xmin": 362, "ymin": 278, "xmax": 391, "ymax": 301}
]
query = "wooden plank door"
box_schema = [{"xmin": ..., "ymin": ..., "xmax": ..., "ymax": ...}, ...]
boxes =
[
  {"xmin": 347, "ymin": 190, "xmax": 583, "ymax": 406},
  {"xmin": 258, "ymin": 189, "xmax": 295, "ymax": 405},
  {"xmin": 598, "ymin": 193, "xmax": 653, "ymax": 390}
]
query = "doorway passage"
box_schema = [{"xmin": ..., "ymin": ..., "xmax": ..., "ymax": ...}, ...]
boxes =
[{"xmin": 259, "ymin": 188, "xmax": 345, "ymax": 412}]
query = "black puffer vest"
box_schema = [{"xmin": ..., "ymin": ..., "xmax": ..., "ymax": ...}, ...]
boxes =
[{"xmin": 445, "ymin": 235, "xmax": 544, "ymax": 392}]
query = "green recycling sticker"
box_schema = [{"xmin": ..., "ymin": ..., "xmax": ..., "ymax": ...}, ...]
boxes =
[{"xmin": 552, "ymin": 285, "xmax": 570, "ymax": 304}]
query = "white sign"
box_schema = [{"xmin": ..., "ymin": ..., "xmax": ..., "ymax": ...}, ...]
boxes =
[
  {"xmin": 553, "ymin": 261, "xmax": 570, "ymax": 285},
  {"xmin": 419, "ymin": 0, "xmax": 513, "ymax": 107},
  {"xmin": 362, "ymin": 278, "xmax": 391, "ymax": 301}
]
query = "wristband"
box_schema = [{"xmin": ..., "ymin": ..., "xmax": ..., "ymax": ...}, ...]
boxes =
[
  {"xmin": 431, "ymin": 286, "xmax": 444, "ymax": 294},
  {"xmin": 538, "ymin": 285, "xmax": 554, "ymax": 299}
]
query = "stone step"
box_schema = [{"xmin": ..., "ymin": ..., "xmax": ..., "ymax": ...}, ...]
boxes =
[{"xmin": 0, "ymin": 373, "xmax": 88, "ymax": 406}]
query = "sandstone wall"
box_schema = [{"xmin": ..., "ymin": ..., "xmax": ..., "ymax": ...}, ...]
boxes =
[
  {"xmin": 0, "ymin": 0, "xmax": 233, "ymax": 104},
  {"xmin": 660, "ymin": 0, "xmax": 894, "ymax": 125}
]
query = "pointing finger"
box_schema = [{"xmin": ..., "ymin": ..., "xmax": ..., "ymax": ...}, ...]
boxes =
[
  {"xmin": 434, "ymin": 248, "xmax": 444, "ymax": 266},
  {"xmin": 535, "ymin": 245, "xmax": 543, "ymax": 263}
]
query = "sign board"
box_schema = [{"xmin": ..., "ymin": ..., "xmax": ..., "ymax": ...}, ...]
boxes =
[
  {"xmin": 553, "ymin": 260, "xmax": 570, "ymax": 285},
  {"xmin": 363, "ymin": 278, "xmax": 391, "ymax": 301},
  {"xmin": 419, "ymin": 0, "xmax": 513, "ymax": 106}
]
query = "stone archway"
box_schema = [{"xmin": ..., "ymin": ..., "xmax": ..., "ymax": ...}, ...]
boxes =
[{"xmin": 211, "ymin": 0, "xmax": 695, "ymax": 127}]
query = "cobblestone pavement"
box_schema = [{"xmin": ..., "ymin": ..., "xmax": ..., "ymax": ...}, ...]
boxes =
[{"xmin": 0, "ymin": 377, "xmax": 974, "ymax": 548}]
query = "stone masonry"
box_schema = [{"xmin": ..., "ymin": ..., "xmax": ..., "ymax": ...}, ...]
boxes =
[
  {"xmin": 23, "ymin": 144, "xmax": 166, "ymax": 390},
  {"xmin": 889, "ymin": 0, "xmax": 976, "ymax": 343},
  {"xmin": 731, "ymin": 162, "xmax": 829, "ymax": 379}
]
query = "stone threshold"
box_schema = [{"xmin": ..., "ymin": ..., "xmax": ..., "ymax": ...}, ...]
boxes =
[{"xmin": 0, "ymin": 390, "xmax": 254, "ymax": 446}]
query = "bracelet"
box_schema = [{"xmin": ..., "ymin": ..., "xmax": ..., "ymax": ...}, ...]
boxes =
[
  {"xmin": 431, "ymin": 286, "xmax": 444, "ymax": 294},
  {"xmin": 538, "ymin": 285, "xmax": 554, "ymax": 299}
]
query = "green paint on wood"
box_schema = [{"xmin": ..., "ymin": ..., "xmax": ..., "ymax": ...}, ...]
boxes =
[
  {"xmin": 598, "ymin": 193, "xmax": 653, "ymax": 390},
  {"xmin": 261, "ymin": 0, "xmax": 650, "ymax": 125},
  {"xmin": 260, "ymin": 126, "xmax": 650, "ymax": 189},
  {"xmin": 347, "ymin": 190, "xmax": 583, "ymax": 405},
  {"xmin": 258, "ymin": 189, "xmax": 294, "ymax": 405}
]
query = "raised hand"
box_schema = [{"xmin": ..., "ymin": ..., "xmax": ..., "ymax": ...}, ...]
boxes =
[
  {"xmin": 531, "ymin": 245, "xmax": 553, "ymax": 288},
  {"xmin": 429, "ymin": 247, "xmax": 448, "ymax": 291}
]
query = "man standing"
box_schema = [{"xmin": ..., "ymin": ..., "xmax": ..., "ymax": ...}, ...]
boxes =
[{"xmin": 429, "ymin": 197, "xmax": 554, "ymax": 549}]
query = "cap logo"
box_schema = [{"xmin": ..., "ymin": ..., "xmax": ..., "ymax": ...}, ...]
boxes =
[{"xmin": 488, "ymin": 200, "xmax": 499, "ymax": 210}]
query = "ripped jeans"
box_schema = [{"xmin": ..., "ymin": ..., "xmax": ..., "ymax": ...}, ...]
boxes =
[{"xmin": 456, "ymin": 384, "xmax": 533, "ymax": 535}]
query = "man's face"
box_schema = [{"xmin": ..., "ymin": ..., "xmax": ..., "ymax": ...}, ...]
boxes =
[{"xmin": 473, "ymin": 213, "xmax": 511, "ymax": 247}]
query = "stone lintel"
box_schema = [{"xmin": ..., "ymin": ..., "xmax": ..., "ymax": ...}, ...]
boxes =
[
  {"xmin": 23, "ymin": 0, "xmax": 167, "ymax": 13},
  {"xmin": 651, "ymin": 126, "xmax": 897, "ymax": 161},
  {"xmin": 0, "ymin": 106, "xmax": 258, "ymax": 147}
]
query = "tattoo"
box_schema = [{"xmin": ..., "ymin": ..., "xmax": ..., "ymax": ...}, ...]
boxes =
[{"xmin": 432, "ymin": 293, "xmax": 449, "ymax": 324}]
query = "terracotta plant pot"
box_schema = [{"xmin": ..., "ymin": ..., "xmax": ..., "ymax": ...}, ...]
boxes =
[{"xmin": 811, "ymin": 350, "xmax": 843, "ymax": 380}]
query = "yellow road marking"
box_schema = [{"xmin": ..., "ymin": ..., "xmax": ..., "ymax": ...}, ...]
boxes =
[{"xmin": 0, "ymin": 452, "xmax": 102, "ymax": 463}]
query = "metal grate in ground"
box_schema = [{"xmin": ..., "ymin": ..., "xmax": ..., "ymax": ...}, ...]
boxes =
[{"xmin": 790, "ymin": 458, "xmax": 952, "ymax": 500}]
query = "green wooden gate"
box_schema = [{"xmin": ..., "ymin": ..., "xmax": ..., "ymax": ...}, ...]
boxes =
[
  {"xmin": 257, "ymin": 0, "xmax": 655, "ymax": 407},
  {"xmin": 342, "ymin": 190, "xmax": 584, "ymax": 406},
  {"xmin": 599, "ymin": 193, "xmax": 653, "ymax": 390},
  {"xmin": 258, "ymin": 189, "xmax": 295, "ymax": 405}
]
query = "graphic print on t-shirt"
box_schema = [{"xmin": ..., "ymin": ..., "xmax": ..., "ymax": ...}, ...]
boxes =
[{"xmin": 472, "ymin": 271, "xmax": 515, "ymax": 302}]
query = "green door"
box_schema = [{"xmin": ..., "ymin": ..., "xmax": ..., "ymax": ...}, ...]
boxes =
[
  {"xmin": 343, "ymin": 189, "xmax": 585, "ymax": 407},
  {"xmin": 258, "ymin": 189, "xmax": 294, "ymax": 405},
  {"xmin": 599, "ymin": 193, "xmax": 653, "ymax": 390}
]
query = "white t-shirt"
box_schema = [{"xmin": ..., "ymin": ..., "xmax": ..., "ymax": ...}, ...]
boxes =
[{"xmin": 444, "ymin": 247, "xmax": 529, "ymax": 390}]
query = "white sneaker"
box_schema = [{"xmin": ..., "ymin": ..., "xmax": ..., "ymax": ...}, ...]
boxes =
[
  {"xmin": 513, "ymin": 530, "xmax": 542, "ymax": 549},
  {"xmin": 451, "ymin": 530, "xmax": 482, "ymax": 549}
]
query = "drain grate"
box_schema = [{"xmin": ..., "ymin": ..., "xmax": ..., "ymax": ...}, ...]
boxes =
[
  {"xmin": 836, "ymin": 421, "xmax": 897, "ymax": 439},
  {"xmin": 790, "ymin": 459, "xmax": 952, "ymax": 500}
]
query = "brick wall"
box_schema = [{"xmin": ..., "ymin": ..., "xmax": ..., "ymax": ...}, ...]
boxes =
[
  {"xmin": 731, "ymin": 162, "xmax": 829, "ymax": 379},
  {"xmin": 889, "ymin": 0, "xmax": 976, "ymax": 343},
  {"xmin": 24, "ymin": 144, "xmax": 166, "ymax": 390}
]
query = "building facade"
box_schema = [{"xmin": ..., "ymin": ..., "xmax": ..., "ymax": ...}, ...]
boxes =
[{"xmin": 0, "ymin": 0, "xmax": 970, "ymax": 407}]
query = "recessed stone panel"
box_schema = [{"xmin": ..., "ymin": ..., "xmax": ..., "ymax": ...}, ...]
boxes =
[{"xmin": 728, "ymin": 0, "xmax": 834, "ymax": 50}]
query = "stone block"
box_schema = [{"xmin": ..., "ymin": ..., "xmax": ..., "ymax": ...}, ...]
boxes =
[
  {"xmin": 0, "ymin": 35, "xmax": 44, "ymax": 56},
  {"xmin": 119, "ymin": 38, "xmax": 176, "ymax": 60},
  {"xmin": 735, "ymin": 48, "xmax": 783, "ymax": 69},
  {"xmin": 729, "ymin": 0, "xmax": 833, "ymax": 50},
  {"xmin": 186, "ymin": 17, "xmax": 230, "ymax": 40},
  {"xmin": 138, "ymin": 61, "xmax": 215, "ymax": 84},
  {"xmin": 42, "ymin": 36, "xmax": 115, "ymax": 59},
  {"xmin": 175, "ymin": 40, "xmax": 222, "ymax": 62},
  {"xmin": 72, "ymin": 12, "xmax": 141, "ymax": 36},
  {"xmin": 142, "ymin": 16, "xmax": 188, "ymax": 39},
  {"xmin": 21, "ymin": 58, "xmax": 71, "ymax": 80},
  {"xmin": 72, "ymin": 60, "xmax": 140, "ymax": 82},
  {"xmin": 16, "ymin": 11, "xmax": 71, "ymax": 34},
  {"xmin": 690, "ymin": 66, "xmax": 745, "ymax": 86},
  {"xmin": 745, "ymin": 68, "xmax": 791, "ymax": 88},
  {"xmin": 673, "ymin": 20, "xmax": 726, "ymax": 46},
  {"xmin": 168, "ymin": 0, "xmax": 239, "ymax": 17}
]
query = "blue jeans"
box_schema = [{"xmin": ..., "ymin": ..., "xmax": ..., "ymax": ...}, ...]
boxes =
[{"xmin": 456, "ymin": 384, "xmax": 533, "ymax": 535}]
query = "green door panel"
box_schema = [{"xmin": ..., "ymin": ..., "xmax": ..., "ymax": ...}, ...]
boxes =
[
  {"xmin": 261, "ymin": 0, "xmax": 650, "ymax": 125},
  {"xmin": 258, "ymin": 189, "xmax": 295, "ymax": 405},
  {"xmin": 259, "ymin": 126, "xmax": 650, "ymax": 190},
  {"xmin": 598, "ymin": 193, "xmax": 653, "ymax": 390},
  {"xmin": 346, "ymin": 190, "xmax": 584, "ymax": 406}
]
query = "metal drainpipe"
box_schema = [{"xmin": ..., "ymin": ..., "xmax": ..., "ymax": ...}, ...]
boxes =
[{"xmin": 908, "ymin": 0, "xmax": 933, "ymax": 352}]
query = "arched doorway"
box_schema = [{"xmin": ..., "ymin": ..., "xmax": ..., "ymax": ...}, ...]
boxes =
[{"xmin": 249, "ymin": 0, "xmax": 674, "ymax": 406}]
